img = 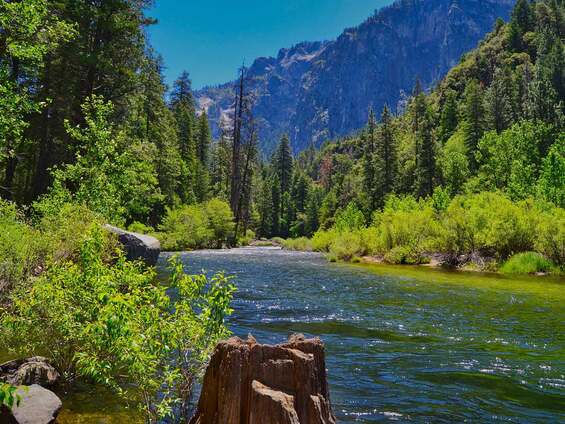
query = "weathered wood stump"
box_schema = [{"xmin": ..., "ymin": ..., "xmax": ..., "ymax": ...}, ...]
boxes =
[{"xmin": 190, "ymin": 334, "xmax": 336, "ymax": 424}]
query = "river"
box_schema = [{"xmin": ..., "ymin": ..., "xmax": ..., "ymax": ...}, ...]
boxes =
[{"xmin": 58, "ymin": 247, "xmax": 564, "ymax": 422}]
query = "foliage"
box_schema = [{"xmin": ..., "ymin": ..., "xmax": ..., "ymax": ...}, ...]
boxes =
[
  {"xmin": 535, "ymin": 206, "xmax": 565, "ymax": 267},
  {"xmin": 0, "ymin": 383, "xmax": 21, "ymax": 411},
  {"xmin": 371, "ymin": 195, "xmax": 440, "ymax": 263},
  {"xmin": 0, "ymin": 200, "xmax": 45, "ymax": 292},
  {"xmin": 51, "ymin": 96, "xmax": 160, "ymax": 225},
  {"xmin": 282, "ymin": 237, "xmax": 313, "ymax": 252},
  {"xmin": 500, "ymin": 252, "xmax": 556, "ymax": 274},
  {"xmin": 475, "ymin": 121, "xmax": 554, "ymax": 200},
  {"xmin": 159, "ymin": 198, "xmax": 235, "ymax": 251},
  {"xmin": 0, "ymin": 227, "xmax": 235, "ymax": 422},
  {"xmin": 436, "ymin": 192, "xmax": 539, "ymax": 260}
]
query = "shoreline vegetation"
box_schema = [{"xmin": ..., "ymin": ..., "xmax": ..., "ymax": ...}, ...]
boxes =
[{"xmin": 277, "ymin": 193, "xmax": 564, "ymax": 276}]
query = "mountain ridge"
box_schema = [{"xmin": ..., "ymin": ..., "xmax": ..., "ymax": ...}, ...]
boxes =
[{"xmin": 196, "ymin": 0, "xmax": 516, "ymax": 155}]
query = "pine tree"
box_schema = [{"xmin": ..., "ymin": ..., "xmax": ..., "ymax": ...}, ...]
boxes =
[
  {"xmin": 196, "ymin": 111, "xmax": 211, "ymax": 166},
  {"xmin": 485, "ymin": 67, "xmax": 514, "ymax": 133},
  {"xmin": 377, "ymin": 105, "xmax": 397, "ymax": 198},
  {"xmin": 508, "ymin": 0, "xmax": 534, "ymax": 51},
  {"xmin": 527, "ymin": 30, "xmax": 564, "ymax": 126},
  {"xmin": 170, "ymin": 71, "xmax": 196, "ymax": 164},
  {"xmin": 139, "ymin": 53, "xmax": 182, "ymax": 207},
  {"xmin": 461, "ymin": 79, "xmax": 485, "ymax": 171},
  {"xmin": 438, "ymin": 90, "xmax": 459, "ymax": 143},
  {"xmin": 256, "ymin": 168, "xmax": 274, "ymax": 237},
  {"xmin": 414, "ymin": 106, "xmax": 436, "ymax": 198},
  {"xmin": 210, "ymin": 121, "xmax": 232, "ymax": 201},
  {"xmin": 170, "ymin": 71, "xmax": 197, "ymax": 204},
  {"xmin": 270, "ymin": 174, "xmax": 281, "ymax": 235},
  {"xmin": 274, "ymin": 134, "xmax": 293, "ymax": 195},
  {"xmin": 362, "ymin": 108, "xmax": 379, "ymax": 210}
]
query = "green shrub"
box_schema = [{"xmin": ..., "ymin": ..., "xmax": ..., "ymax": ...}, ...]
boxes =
[
  {"xmin": 329, "ymin": 231, "xmax": 366, "ymax": 261},
  {"xmin": 237, "ymin": 229, "xmax": 255, "ymax": 247},
  {"xmin": 1, "ymin": 227, "xmax": 235, "ymax": 421},
  {"xmin": 0, "ymin": 383, "xmax": 21, "ymax": 411},
  {"xmin": 282, "ymin": 237, "xmax": 313, "ymax": 251},
  {"xmin": 500, "ymin": 252, "xmax": 556, "ymax": 274},
  {"xmin": 384, "ymin": 245, "xmax": 429, "ymax": 265},
  {"xmin": 0, "ymin": 200, "xmax": 46, "ymax": 293},
  {"xmin": 271, "ymin": 237, "xmax": 286, "ymax": 246},
  {"xmin": 371, "ymin": 195, "xmax": 439, "ymax": 257},
  {"xmin": 312, "ymin": 229, "xmax": 336, "ymax": 252},
  {"xmin": 205, "ymin": 198, "xmax": 236, "ymax": 248},
  {"xmin": 38, "ymin": 202, "xmax": 104, "ymax": 263},
  {"xmin": 437, "ymin": 192, "xmax": 538, "ymax": 259},
  {"xmin": 128, "ymin": 222, "xmax": 155, "ymax": 235},
  {"xmin": 158, "ymin": 198, "xmax": 235, "ymax": 251},
  {"xmin": 535, "ymin": 206, "xmax": 565, "ymax": 267}
]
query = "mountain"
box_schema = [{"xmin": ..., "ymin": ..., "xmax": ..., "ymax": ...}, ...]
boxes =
[{"xmin": 196, "ymin": 0, "xmax": 515, "ymax": 155}]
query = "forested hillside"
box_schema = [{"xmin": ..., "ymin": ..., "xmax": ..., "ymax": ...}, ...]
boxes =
[
  {"xmin": 197, "ymin": 0, "xmax": 516, "ymax": 155},
  {"xmin": 259, "ymin": 0, "xmax": 565, "ymax": 272}
]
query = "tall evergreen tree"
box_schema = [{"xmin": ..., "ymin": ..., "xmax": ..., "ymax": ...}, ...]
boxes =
[
  {"xmin": 438, "ymin": 90, "xmax": 459, "ymax": 143},
  {"xmin": 170, "ymin": 71, "xmax": 197, "ymax": 204},
  {"xmin": 196, "ymin": 111, "xmax": 211, "ymax": 166},
  {"xmin": 210, "ymin": 121, "xmax": 232, "ymax": 201},
  {"xmin": 138, "ymin": 53, "xmax": 181, "ymax": 207},
  {"xmin": 485, "ymin": 67, "xmax": 514, "ymax": 133},
  {"xmin": 414, "ymin": 106, "xmax": 436, "ymax": 197},
  {"xmin": 274, "ymin": 134, "xmax": 293, "ymax": 195},
  {"xmin": 362, "ymin": 108, "xmax": 379, "ymax": 210},
  {"xmin": 377, "ymin": 105, "xmax": 397, "ymax": 199},
  {"xmin": 461, "ymin": 79, "xmax": 485, "ymax": 170}
]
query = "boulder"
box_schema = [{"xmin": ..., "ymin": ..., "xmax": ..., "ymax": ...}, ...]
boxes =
[
  {"xmin": 104, "ymin": 224, "xmax": 160, "ymax": 266},
  {"xmin": 190, "ymin": 334, "xmax": 336, "ymax": 424},
  {"xmin": 0, "ymin": 385, "xmax": 62, "ymax": 424},
  {"xmin": 0, "ymin": 357, "xmax": 60, "ymax": 388}
]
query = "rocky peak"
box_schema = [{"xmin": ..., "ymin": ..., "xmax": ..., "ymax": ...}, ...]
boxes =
[{"xmin": 196, "ymin": 0, "xmax": 515, "ymax": 155}]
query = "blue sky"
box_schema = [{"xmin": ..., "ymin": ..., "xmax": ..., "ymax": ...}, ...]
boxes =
[{"xmin": 146, "ymin": 0, "xmax": 393, "ymax": 89}]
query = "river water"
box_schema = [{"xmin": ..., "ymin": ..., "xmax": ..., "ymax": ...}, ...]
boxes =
[{"xmin": 58, "ymin": 247, "xmax": 565, "ymax": 422}]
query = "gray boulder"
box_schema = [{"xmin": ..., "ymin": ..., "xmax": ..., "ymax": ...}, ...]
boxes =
[
  {"xmin": 1, "ymin": 385, "xmax": 62, "ymax": 424},
  {"xmin": 104, "ymin": 224, "xmax": 161, "ymax": 266},
  {"xmin": 0, "ymin": 357, "xmax": 60, "ymax": 388}
]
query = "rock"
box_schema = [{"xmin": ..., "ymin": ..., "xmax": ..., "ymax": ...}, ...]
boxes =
[
  {"xmin": 0, "ymin": 385, "xmax": 62, "ymax": 424},
  {"xmin": 104, "ymin": 224, "xmax": 160, "ymax": 266},
  {"xmin": 189, "ymin": 334, "xmax": 336, "ymax": 424},
  {"xmin": 0, "ymin": 357, "xmax": 60, "ymax": 388}
]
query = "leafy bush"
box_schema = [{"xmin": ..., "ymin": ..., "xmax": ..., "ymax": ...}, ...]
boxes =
[
  {"xmin": 50, "ymin": 96, "xmax": 161, "ymax": 225},
  {"xmin": 311, "ymin": 229, "xmax": 336, "ymax": 252},
  {"xmin": 159, "ymin": 198, "xmax": 234, "ymax": 251},
  {"xmin": 437, "ymin": 192, "xmax": 538, "ymax": 259},
  {"xmin": 205, "ymin": 198, "xmax": 236, "ymax": 248},
  {"xmin": 500, "ymin": 252, "xmax": 556, "ymax": 274},
  {"xmin": 370, "ymin": 195, "xmax": 440, "ymax": 261},
  {"xmin": 334, "ymin": 202, "xmax": 365, "ymax": 232},
  {"xmin": 535, "ymin": 206, "xmax": 565, "ymax": 268},
  {"xmin": 328, "ymin": 231, "xmax": 366, "ymax": 261},
  {"xmin": 282, "ymin": 237, "xmax": 313, "ymax": 251},
  {"xmin": 1, "ymin": 227, "xmax": 235, "ymax": 422},
  {"xmin": 0, "ymin": 200, "xmax": 46, "ymax": 293},
  {"xmin": 128, "ymin": 222, "xmax": 155, "ymax": 235},
  {"xmin": 37, "ymin": 202, "xmax": 105, "ymax": 263},
  {"xmin": 384, "ymin": 245, "xmax": 430, "ymax": 265},
  {"xmin": 237, "ymin": 229, "xmax": 255, "ymax": 247}
]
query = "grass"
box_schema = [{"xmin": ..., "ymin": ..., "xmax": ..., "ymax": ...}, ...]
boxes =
[{"xmin": 500, "ymin": 252, "xmax": 557, "ymax": 275}]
